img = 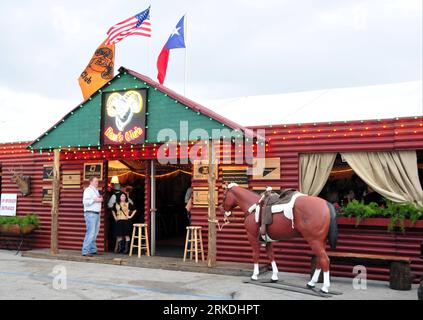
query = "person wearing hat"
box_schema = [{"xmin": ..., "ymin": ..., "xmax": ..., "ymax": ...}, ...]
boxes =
[{"xmin": 108, "ymin": 184, "xmax": 133, "ymax": 209}]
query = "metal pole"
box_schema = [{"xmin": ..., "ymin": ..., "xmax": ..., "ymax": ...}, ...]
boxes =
[
  {"xmin": 150, "ymin": 159, "xmax": 156, "ymax": 256},
  {"xmin": 184, "ymin": 14, "xmax": 188, "ymax": 96}
]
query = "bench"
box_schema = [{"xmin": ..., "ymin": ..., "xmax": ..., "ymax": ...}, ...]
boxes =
[{"xmin": 309, "ymin": 252, "xmax": 412, "ymax": 290}]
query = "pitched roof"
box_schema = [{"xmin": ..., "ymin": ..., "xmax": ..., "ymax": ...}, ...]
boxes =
[
  {"xmin": 27, "ymin": 67, "xmax": 247, "ymax": 149},
  {"xmin": 123, "ymin": 68, "xmax": 245, "ymax": 132}
]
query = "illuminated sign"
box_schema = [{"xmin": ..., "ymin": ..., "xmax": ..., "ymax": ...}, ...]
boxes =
[{"xmin": 102, "ymin": 89, "xmax": 147, "ymax": 145}]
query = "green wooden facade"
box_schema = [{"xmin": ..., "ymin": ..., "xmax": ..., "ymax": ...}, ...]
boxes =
[{"xmin": 29, "ymin": 68, "xmax": 240, "ymax": 150}]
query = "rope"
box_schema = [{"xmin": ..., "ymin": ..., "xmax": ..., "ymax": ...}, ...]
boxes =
[{"xmin": 208, "ymin": 218, "xmax": 229, "ymax": 231}]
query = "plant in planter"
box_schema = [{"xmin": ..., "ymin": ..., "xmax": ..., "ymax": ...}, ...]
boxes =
[
  {"xmin": 2, "ymin": 216, "xmax": 21, "ymax": 234},
  {"xmin": 0, "ymin": 214, "xmax": 40, "ymax": 235},
  {"xmin": 341, "ymin": 200, "xmax": 383, "ymax": 226},
  {"xmin": 340, "ymin": 199, "xmax": 423, "ymax": 231},
  {"xmin": 19, "ymin": 214, "xmax": 40, "ymax": 234},
  {"xmin": 384, "ymin": 201, "xmax": 423, "ymax": 232}
]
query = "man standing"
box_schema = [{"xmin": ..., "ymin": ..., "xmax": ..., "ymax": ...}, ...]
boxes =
[{"xmin": 82, "ymin": 177, "xmax": 103, "ymax": 256}]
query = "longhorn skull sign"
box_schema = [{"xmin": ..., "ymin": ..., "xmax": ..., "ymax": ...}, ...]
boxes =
[
  {"xmin": 103, "ymin": 89, "xmax": 147, "ymax": 145},
  {"xmin": 9, "ymin": 168, "xmax": 31, "ymax": 196}
]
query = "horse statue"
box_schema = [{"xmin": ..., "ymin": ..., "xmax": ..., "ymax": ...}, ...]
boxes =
[{"xmin": 219, "ymin": 183, "xmax": 337, "ymax": 294}]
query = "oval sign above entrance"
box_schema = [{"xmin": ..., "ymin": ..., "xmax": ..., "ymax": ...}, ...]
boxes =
[{"xmin": 102, "ymin": 89, "xmax": 147, "ymax": 145}]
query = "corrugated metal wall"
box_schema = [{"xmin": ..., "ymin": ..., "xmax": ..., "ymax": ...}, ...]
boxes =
[
  {"xmin": 0, "ymin": 143, "xmax": 106, "ymax": 252},
  {"xmin": 1, "ymin": 116, "xmax": 422, "ymax": 283},
  {"xmin": 209, "ymin": 116, "xmax": 423, "ymax": 282}
]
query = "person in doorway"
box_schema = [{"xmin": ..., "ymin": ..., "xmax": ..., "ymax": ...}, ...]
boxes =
[
  {"xmin": 108, "ymin": 184, "xmax": 134, "ymax": 209},
  {"xmin": 112, "ymin": 192, "xmax": 136, "ymax": 254},
  {"xmin": 82, "ymin": 177, "xmax": 103, "ymax": 257},
  {"xmin": 343, "ymin": 189, "xmax": 356, "ymax": 205},
  {"xmin": 363, "ymin": 186, "xmax": 385, "ymax": 206},
  {"xmin": 184, "ymin": 186, "xmax": 193, "ymax": 225}
]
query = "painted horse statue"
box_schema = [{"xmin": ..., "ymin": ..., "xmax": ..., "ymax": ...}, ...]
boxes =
[{"xmin": 219, "ymin": 183, "xmax": 337, "ymax": 294}]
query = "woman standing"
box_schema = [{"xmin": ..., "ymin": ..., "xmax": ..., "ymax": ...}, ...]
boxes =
[{"xmin": 112, "ymin": 193, "xmax": 136, "ymax": 254}]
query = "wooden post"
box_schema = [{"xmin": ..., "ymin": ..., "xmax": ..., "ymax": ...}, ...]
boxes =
[
  {"xmin": 50, "ymin": 149, "xmax": 60, "ymax": 255},
  {"xmin": 207, "ymin": 141, "xmax": 217, "ymax": 267}
]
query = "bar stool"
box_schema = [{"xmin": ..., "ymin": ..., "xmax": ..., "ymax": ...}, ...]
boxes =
[
  {"xmin": 183, "ymin": 226, "xmax": 204, "ymax": 263},
  {"xmin": 129, "ymin": 223, "xmax": 150, "ymax": 257}
]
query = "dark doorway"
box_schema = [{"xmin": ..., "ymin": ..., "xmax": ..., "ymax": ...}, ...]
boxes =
[{"xmin": 155, "ymin": 164, "xmax": 192, "ymax": 258}]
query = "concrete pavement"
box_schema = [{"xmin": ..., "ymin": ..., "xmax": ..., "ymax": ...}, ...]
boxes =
[{"xmin": 0, "ymin": 250, "xmax": 419, "ymax": 300}]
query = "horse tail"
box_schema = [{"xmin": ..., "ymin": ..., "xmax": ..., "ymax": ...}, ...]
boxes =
[{"xmin": 326, "ymin": 201, "xmax": 338, "ymax": 249}]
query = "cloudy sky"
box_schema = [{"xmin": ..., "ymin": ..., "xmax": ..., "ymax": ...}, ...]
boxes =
[{"xmin": 0, "ymin": 0, "xmax": 421, "ymax": 141}]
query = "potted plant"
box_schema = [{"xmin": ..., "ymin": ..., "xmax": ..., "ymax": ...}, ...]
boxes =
[
  {"xmin": 0, "ymin": 217, "xmax": 8, "ymax": 234},
  {"xmin": 3, "ymin": 217, "xmax": 20, "ymax": 235},
  {"xmin": 339, "ymin": 200, "xmax": 423, "ymax": 232},
  {"xmin": 0, "ymin": 214, "xmax": 40, "ymax": 235},
  {"xmin": 19, "ymin": 214, "xmax": 40, "ymax": 234}
]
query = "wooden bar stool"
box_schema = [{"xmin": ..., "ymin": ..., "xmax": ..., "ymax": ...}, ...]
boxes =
[
  {"xmin": 129, "ymin": 223, "xmax": 150, "ymax": 257},
  {"xmin": 183, "ymin": 226, "xmax": 204, "ymax": 263}
]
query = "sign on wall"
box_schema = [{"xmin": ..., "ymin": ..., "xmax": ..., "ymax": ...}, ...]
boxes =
[
  {"xmin": 192, "ymin": 187, "xmax": 218, "ymax": 207},
  {"xmin": 251, "ymin": 157, "xmax": 281, "ymax": 180},
  {"xmin": 63, "ymin": 171, "xmax": 81, "ymax": 189},
  {"xmin": 193, "ymin": 160, "xmax": 218, "ymax": 180},
  {"xmin": 0, "ymin": 194, "xmax": 17, "ymax": 216},
  {"xmin": 102, "ymin": 89, "xmax": 147, "ymax": 145},
  {"xmin": 83, "ymin": 163, "xmax": 103, "ymax": 181},
  {"xmin": 222, "ymin": 166, "xmax": 248, "ymax": 187},
  {"xmin": 42, "ymin": 187, "xmax": 52, "ymax": 204},
  {"xmin": 42, "ymin": 165, "xmax": 54, "ymax": 181}
]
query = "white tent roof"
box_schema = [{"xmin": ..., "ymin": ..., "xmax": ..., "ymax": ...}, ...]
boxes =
[
  {"xmin": 200, "ymin": 81, "xmax": 423, "ymax": 127},
  {"xmin": 0, "ymin": 81, "xmax": 421, "ymax": 144}
]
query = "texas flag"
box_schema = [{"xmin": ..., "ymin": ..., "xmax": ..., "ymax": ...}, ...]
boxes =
[{"xmin": 156, "ymin": 15, "xmax": 186, "ymax": 85}]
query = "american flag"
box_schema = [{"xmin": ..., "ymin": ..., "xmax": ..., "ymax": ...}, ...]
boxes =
[{"xmin": 105, "ymin": 6, "xmax": 151, "ymax": 45}]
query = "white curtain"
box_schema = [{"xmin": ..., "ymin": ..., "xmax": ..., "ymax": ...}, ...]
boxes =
[
  {"xmin": 341, "ymin": 151, "xmax": 423, "ymax": 207},
  {"xmin": 300, "ymin": 153, "xmax": 337, "ymax": 196}
]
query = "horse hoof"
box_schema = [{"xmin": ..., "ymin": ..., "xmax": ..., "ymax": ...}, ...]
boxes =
[
  {"xmin": 270, "ymin": 279, "xmax": 278, "ymax": 283},
  {"xmin": 306, "ymin": 283, "xmax": 315, "ymax": 289},
  {"xmin": 320, "ymin": 288, "xmax": 329, "ymax": 294}
]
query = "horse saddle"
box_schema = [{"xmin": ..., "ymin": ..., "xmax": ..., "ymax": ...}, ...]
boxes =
[{"xmin": 260, "ymin": 189, "xmax": 305, "ymax": 234}]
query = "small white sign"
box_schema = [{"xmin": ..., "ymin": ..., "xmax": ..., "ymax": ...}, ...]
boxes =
[{"xmin": 0, "ymin": 194, "xmax": 17, "ymax": 216}]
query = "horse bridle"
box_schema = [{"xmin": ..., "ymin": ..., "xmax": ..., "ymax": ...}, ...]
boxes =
[{"xmin": 219, "ymin": 187, "xmax": 232, "ymax": 224}]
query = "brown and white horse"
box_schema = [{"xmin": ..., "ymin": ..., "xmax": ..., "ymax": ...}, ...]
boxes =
[{"xmin": 219, "ymin": 183, "xmax": 337, "ymax": 293}]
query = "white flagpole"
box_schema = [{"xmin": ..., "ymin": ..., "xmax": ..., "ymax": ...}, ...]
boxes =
[
  {"xmin": 184, "ymin": 14, "xmax": 188, "ymax": 96},
  {"xmin": 147, "ymin": 5, "xmax": 152, "ymax": 78}
]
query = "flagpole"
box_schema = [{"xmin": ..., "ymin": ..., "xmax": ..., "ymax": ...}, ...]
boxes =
[
  {"xmin": 147, "ymin": 37, "xmax": 151, "ymax": 78},
  {"xmin": 184, "ymin": 13, "xmax": 188, "ymax": 97}
]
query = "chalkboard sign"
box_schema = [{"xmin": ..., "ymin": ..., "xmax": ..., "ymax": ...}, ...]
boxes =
[
  {"xmin": 83, "ymin": 163, "xmax": 103, "ymax": 181},
  {"xmin": 222, "ymin": 166, "xmax": 248, "ymax": 187},
  {"xmin": 42, "ymin": 187, "xmax": 52, "ymax": 204},
  {"xmin": 43, "ymin": 165, "xmax": 53, "ymax": 181}
]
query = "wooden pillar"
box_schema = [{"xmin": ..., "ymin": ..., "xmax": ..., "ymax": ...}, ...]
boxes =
[
  {"xmin": 150, "ymin": 159, "xmax": 156, "ymax": 256},
  {"xmin": 207, "ymin": 141, "xmax": 217, "ymax": 267},
  {"xmin": 50, "ymin": 149, "xmax": 60, "ymax": 255}
]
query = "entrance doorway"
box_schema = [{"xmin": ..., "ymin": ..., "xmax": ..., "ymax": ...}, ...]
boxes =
[
  {"xmin": 106, "ymin": 160, "xmax": 145, "ymax": 252},
  {"xmin": 155, "ymin": 164, "xmax": 192, "ymax": 258}
]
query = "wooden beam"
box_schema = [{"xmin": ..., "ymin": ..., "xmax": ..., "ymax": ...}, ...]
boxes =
[
  {"xmin": 50, "ymin": 149, "xmax": 60, "ymax": 255},
  {"xmin": 207, "ymin": 141, "xmax": 217, "ymax": 267}
]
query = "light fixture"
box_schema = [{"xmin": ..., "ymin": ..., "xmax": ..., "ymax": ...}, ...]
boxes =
[{"xmin": 111, "ymin": 176, "xmax": 119, "ymax": 184}]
